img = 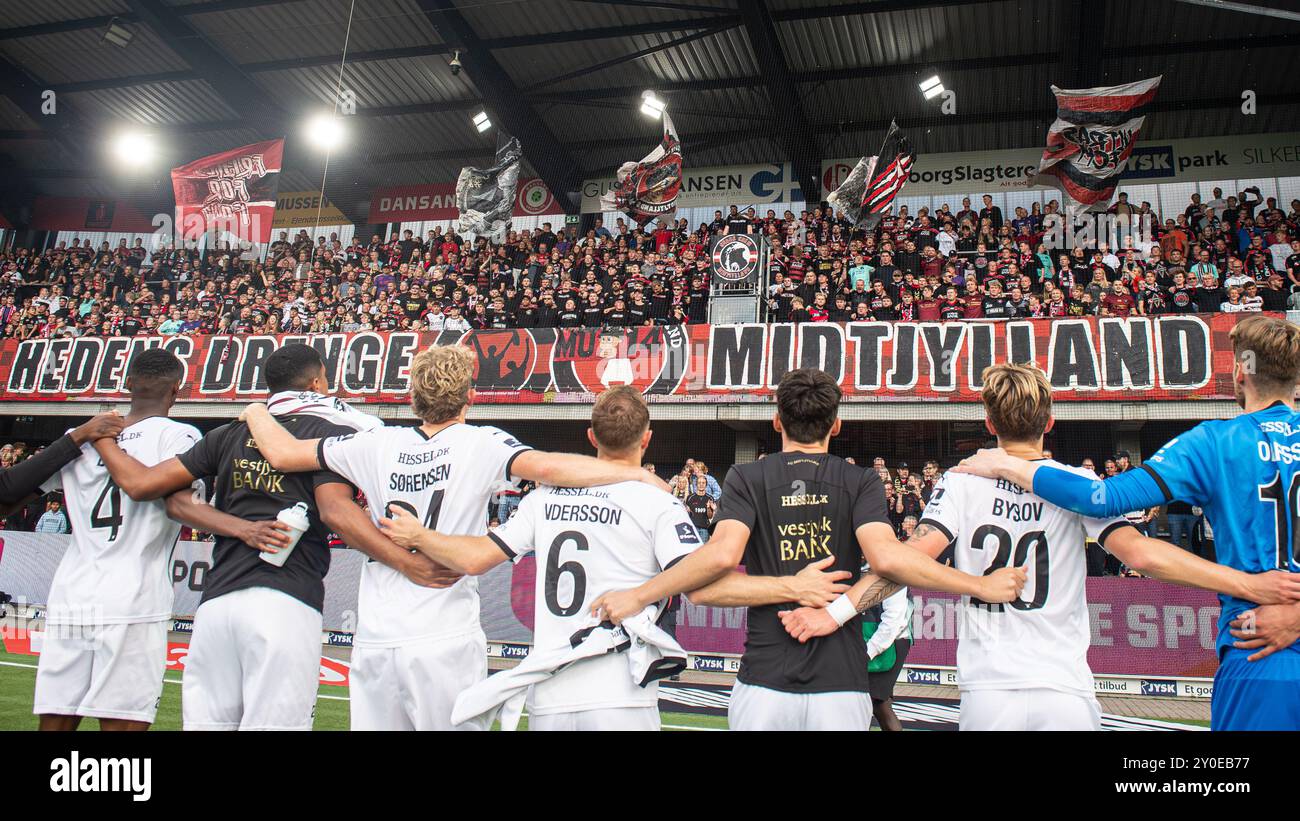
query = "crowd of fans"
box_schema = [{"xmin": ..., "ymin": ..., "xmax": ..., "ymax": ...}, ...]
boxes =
[{"xmin": 2, "ymin": 184, "xmax": 1299, "ymax": 341}]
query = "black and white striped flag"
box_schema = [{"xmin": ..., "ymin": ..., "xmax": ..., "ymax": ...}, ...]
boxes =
[{"xmin": 827, "ymin": 120, "xmax": 916, "ymax": 229}]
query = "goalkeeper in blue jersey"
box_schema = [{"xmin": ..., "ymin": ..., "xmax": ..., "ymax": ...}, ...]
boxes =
[{"xmin": 954, "ymin": 314, "xmax": 1300, "ymax": 730}]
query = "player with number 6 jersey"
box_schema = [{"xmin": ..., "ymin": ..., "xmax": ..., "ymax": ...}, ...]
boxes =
[
  {"xmin": 377, "ymin": 386, "xmax": 707, "ymax": 731},
  {"xmin": 242, "ymin": 345, "xmax": 670, "ymax": 731}
]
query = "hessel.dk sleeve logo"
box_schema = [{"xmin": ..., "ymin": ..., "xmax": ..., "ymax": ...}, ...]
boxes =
[{"xmin": 675, "ymin": 522, "xmax": 701, "ymax": 543}]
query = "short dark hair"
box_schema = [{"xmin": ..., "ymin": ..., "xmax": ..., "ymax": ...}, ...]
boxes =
[
  {"xmin": 127, "ymin": 348, "xmax": 184, "ymax": 383},
  {"xmin": 775, "ymin": 369, "xmax": 841, "ymax": 444},
  {"xmin": 265, "ymin": 344, "xmax": 325, "ymax": 393}
]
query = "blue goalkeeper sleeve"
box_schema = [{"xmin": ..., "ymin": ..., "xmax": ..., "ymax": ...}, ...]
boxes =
[{"xmin": 1031, "ymin": 464, "xmax": 1168, "ymax": 518}]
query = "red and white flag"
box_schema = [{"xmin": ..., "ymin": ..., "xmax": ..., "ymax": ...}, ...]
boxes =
[
  {"xmin": 171, "ymin": 138, "xmax": 285, "ymax": 245},
  {"xmin": 1030, "ymin": 76, "xmax": 1161, "ymax": 212},
  {"xmin": 600, "ymin": 113, "xmax": 682, "ymax": 227}
]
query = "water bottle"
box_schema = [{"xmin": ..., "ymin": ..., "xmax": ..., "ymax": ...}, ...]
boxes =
[{"xmin": 261, "ymin": 502, "xmax": 311, "ymax": 567}]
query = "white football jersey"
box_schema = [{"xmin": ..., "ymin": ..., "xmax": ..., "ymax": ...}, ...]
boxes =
[
  {"xmin": 918, "ymin": 461, "xmax": 1128, "ymax": 696},
  {"xmin": 491, "ymin": 482, "xmax": 701, "ymax": 715},
  {"xmin": 319, "ymin": 423, "xmax": 531, "ymax": 647},
  {"xmin": 41, "ymin": 416, "xmax": 201, "ymax": 625}
]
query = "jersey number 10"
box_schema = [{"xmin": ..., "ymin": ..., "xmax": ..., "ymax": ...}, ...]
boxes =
[{"xmin": 1257, "ymin": 472, "xmax": 1300, "ymax": 569}]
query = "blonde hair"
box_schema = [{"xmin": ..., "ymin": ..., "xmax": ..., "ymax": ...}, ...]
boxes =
[
  {"xmin": 981, "ymin": 362, "xmax": 1052, "ymax": 443},
  {"xmin": 1230, "ymin": 314, "xmax": 1300, "ymax": 396},
  {"xmin": 409, "ymin": 345, "xmax": 475, "ymax": 424}
]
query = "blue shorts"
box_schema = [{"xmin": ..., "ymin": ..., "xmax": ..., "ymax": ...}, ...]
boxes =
[{"xmin": 1211, "ymin": 646, "xmax": 1300, "ymax": 731}]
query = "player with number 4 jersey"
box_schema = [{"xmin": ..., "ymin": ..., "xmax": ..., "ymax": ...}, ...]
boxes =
[
  {"xmin": 945, "ymin": 354, "xmax": 1300, "ymax": 730},
  {"xmin": 35, "ymin": 350, "xmax": 282, "ymax": 731},
  {"xmin": 242, "ymin": 346, "xmax": 670, "ymax": 731}
]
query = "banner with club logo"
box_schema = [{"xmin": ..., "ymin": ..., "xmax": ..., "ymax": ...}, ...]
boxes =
[
  {"xmin": 0, "ymin": 314, "xmax": 1248, "ymax": 405},
  {"xmin": 709, "ymin": 234, "xmax": 763, "ymax": 287}
]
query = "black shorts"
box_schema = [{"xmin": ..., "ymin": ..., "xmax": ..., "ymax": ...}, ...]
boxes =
[{"xmin": 868, "ymin": 638, "xmax": 911, "ymax": 702}]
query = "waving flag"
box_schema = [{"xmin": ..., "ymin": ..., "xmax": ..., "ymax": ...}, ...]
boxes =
[
  {"xmin": 456, "ymin": 134, "xmax": 522, "ymax": 242},
  {"xmin": 827, "ymin": 120, "xmax": 915, "ymax": 229},
  {"xmin": 171, "ymin": 138, "xmax": 284, "ymax": 245},
  {"xmin": 1030, "ymin": 76, "xmax": 1161, "ymax": 212},
  {"xmin": 600, "ymin": 113, "xmax": 682, "ymax": 226}
]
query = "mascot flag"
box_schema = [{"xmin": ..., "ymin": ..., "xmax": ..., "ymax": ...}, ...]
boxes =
[
  {"xmin": 171, "ymin": 138, "xmax": 284, "ymax": 245},
  {"xmin": 456, "ymin": 134, "xmax": 522, "ymax": 242},
  {"xmin": 1030, "ymin": 76, "xmax": 1161, "ymax": 212},
  {"xmin": 826, "ymin": 120, "xmax": 915, "ymax": 229},
  {"xmin": 600, "ymin": 112, "xmax": 682, "ymax": 226}
]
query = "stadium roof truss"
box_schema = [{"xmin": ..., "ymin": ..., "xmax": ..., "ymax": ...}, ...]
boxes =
[{"xmin": 0, "ymin": 0, "xmax": 1295, "ymax": 219}]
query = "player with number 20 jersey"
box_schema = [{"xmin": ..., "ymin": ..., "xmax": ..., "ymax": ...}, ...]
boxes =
[{"xmin": 919, "ymin": 463, "xmax": 1125, "ymax": 729}]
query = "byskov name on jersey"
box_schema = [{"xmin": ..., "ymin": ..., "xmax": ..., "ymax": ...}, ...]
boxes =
[{"xmin": 990, "ymin": 498, "xmax": 1044, "ymax": 523}]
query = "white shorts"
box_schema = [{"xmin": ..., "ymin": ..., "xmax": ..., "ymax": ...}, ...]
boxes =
[
  {"xmin": 728, "ymin": 680, "xmax": 873, "ymax": 731},
  {"xmin": 33, "ymin": 621, "xmax": 167, "ymax": 723},
  {"xmin": 529, "ymin": 707, "xmax": 659, "ymax": 732},
  {"xmin": 959, "ymin": 688, "xmax": 1101, "ymax": 731},
  {"xmin": 183, "ymin": 587, "xmax": 323, "ymax": 731},
  {"xmin": 349, "ymin": 630, "xmax": 487, "ymax": 731}
]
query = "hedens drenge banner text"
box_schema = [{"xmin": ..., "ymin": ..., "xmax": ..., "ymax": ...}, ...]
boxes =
[{"xmin": 0, "ymin": 314, "xmax": 1245, "ymax": 404}]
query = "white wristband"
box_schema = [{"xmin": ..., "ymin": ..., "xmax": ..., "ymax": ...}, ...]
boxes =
[{"xmin": 826, "ymin": 593, "xmax": 856, "ymax": 627}]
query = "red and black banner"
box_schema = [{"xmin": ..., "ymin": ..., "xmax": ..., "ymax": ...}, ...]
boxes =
[
  {"xmin": 0, "ymin": 315, "xmax": 1245, "ymax": 405},
  {"xmin": 1030, "ymin": 76, "xmax": 1161, "ymax": 211},
  {"xmin": 599, "ymin": 112, "xmax": 682, "ymax": 227},
  {"xmin": 171, "ymin": 138, "xmax": 285, "ymax": 245}
]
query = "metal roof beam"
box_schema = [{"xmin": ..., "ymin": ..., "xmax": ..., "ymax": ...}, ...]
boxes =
[
  {"xmin": 29, "ymin": 86, "xmax": 1300, "ymax": 181},
  {"xmin": 119, "ymin": 0, "xmax": 374, "ymax": 225},
  {"xmin": 413, "ymin": 0, "xmax": 584, "ymax": 214},
  {"xmin": 524, "ymin": 20, "xmax": 739, "ymax": 91},
  {"xmin": 738, "ymin": 0, "xmax": 822, "ymax": 202},
  {"xmin": 0, "ymin": 1, "xmax": 310, "ymax": 42}
]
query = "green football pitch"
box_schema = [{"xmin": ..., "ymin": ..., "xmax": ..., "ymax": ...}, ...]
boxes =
[{"xmin": 0, "ymin": 647, "xmax": 730, "ymax": 731}]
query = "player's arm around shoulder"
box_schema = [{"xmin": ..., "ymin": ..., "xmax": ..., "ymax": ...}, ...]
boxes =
[
  {"xmin": 591, "ymin": 497, "xmax": 740, "ymax": 624},
  {"xmin": 377, "ymin": 499, "xmax": 514, "ymax": 577},
  {"xmin": 92, "ymin": 428, "xmax": 198, "ymax": 502},
  {"xmin": 509, "ymin": 448, "xmax": 669, "ymax": 494},
  {"xmin": 1102, "ymin": 524, "xmax": 1300, "ymax": 604},
  {"xmin": 241, "ymin": 402, "xmax": 324, "ymax": 472}
]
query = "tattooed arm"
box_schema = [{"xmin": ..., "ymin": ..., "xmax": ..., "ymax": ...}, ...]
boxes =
[{"xmin": 778, "ymin": 522, "xmax": 954, "ymax": 644}]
